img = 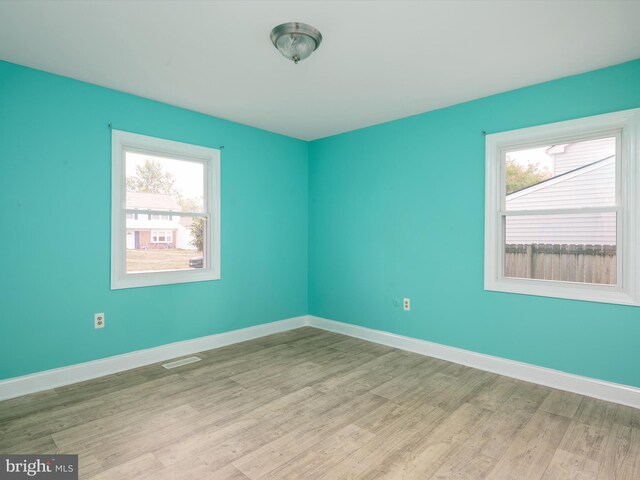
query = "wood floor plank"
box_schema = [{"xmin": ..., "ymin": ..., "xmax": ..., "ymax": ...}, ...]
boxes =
[
  {"xmin": 467, "ymin": 376, "xmax": 520, "ymax": 412},
  {"xmin": 0, "ymin": 395, "xmax": 122, "ymax": 448},
  {"xmin": 541, "ymin": 450, "xmax": 600, "ymax": 480},
  {"xmin": 266, "ymin": 424, "xmax": 375, "ymax": 480},
  {"xmin": 559, "ymin": 420, "xmax": 610, "ymax": 461},
  {"xmin": 0, "ymin": 434, "xmax": 58, "ymax": 455},
  {"xmin": 426, "ymin": 367, "xmax": 497, "ymax": 411},
  {"xmin": 367, "ymin": 403, "xmax": 491, "ymax": 480},
  {"xmin": 439, "ymin": 401, "xmax": 534, "ymax": 463},
  {"xmin": 503, "ymin": 380, "xmax": 552, "ymax": 413},
  {"xmin": 574, "ymin": 397, "xmax": 620, "ymax": 430},
  {"xmin": 232, "ymin": 393, "xmax": 386, "ymax": 479},
  {"xmin": 540, "ymin": 390, "xmax": 584, "ymax": 419},
  {"xmin": 485, "ymin": 410, "xmax": 572, "ymax": 480},
  {"xmin": 430, "ymin": 448, "xmax": 496, "ymax": 480},
  {"xmin": 154, "ymin": 416, "xmax": 287, "ymax": 470},
  {"xmin": 597, "ymin": 422, "xmax": 640, "ymax": 480},
  {"xmin": 315, "ymin": 402, "xmax": 448, "ymax": 480},
  {"xmin": 614, "ymin": 404, "xmax": 640, "ymax": 429},
  {"xmin": 0, "ymin": 390, "xmax": 61, "ymax": 424},
  {"xmin": 78, "ymin": 454, "xmax": 102, "ymax": 479},
  {"xmin": 370, "ymin": 357, "xmax": 448, "ymax": 401},
  {"xmin": 88, "ymin": 453, "xmax": 163, "ymax": 480},
  {"xmin": 388, "ymin": 372, "xmax": 459, "ymax": 407},
  {"xmin": 56, "ymin": 403, "xmax": 204, "ymax": 470},
  {"xmin": 51, "ymin": 401, "xmax": 197, "ymax": 449},
  {"xmin": 353, "ymin": 400, "xmax": 413, "ymax": 434}
]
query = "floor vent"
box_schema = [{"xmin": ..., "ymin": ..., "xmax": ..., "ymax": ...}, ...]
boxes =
[{"xmin": 162, "ymin": 356, "xmax": 202, "ymax": 369}]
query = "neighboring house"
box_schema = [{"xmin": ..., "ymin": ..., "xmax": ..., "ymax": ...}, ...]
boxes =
[
  {"xmin": 126, "ymin": 192, "xmax": 195, "ymax": 250},
  {"xmin": 505, "ymin": 137, "xmax": 616, "ymax": 245}
]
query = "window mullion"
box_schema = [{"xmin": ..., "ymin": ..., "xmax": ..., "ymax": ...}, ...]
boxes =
[{"xmin": 124, "ymin": 209, "xmax": 206, "ymax": 217}]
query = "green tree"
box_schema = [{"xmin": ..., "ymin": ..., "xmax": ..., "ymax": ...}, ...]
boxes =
[
  {"xmin": 506, "ymin": 159, "xmax": 552, "ymax": 194},
  {"xmin": 190, "ymin": 217, "xmax": 205, "ymax": 252},
  {"xmin": 176, "ymin": 195, "xmax": 200, "ymax": 213},
  {"xmin": 126, "ymin": 159, "xmax": 176, "ymax": 194}
]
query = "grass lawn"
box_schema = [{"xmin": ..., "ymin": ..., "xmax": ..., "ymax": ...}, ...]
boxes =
[{"xmin": 126, "ymin": 248, "xmax": 202, "ymax": 272}]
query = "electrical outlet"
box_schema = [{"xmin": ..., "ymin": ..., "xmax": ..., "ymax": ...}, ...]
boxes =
[
  {"xmin": 95, "ymin": 312, "xmax": 105, "ymax": 329},
  {"xmin": 403, "ymin": 298, "xmax": 410, "ymax": 311}
]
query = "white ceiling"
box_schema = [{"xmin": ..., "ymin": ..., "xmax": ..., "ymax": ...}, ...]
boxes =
[{"xmin": 1, "ymin": 1, "xmax": 639, "ymax": 141}]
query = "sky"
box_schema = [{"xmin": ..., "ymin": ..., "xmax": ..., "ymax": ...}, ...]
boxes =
[{"xmin": 506, "ymin": 145, "xmax": 553, "ymax": 172}]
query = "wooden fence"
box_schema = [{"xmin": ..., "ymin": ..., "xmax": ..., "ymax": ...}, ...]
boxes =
[{"xmin": 505, "ymin": 244, "xmax": 616, "ymax": 285}]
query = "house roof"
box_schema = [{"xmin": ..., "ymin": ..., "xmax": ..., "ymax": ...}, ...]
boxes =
[
  {"xmin": 506, "ymin": 155, "xmax": 613, "ymax": 198},
  {"xmin": 127, "ymin": 192, "xmax": 180, "ymax": 210}
]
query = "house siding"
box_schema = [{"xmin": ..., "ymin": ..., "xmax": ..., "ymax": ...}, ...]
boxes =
[
  {"xmin": 506, "ymin": 158, "xmax": 615, "ymax": 245},
  {"xmin": 505, "ymin": 212, "xmax": 616, "ymax": 245},
  {"xmin": 552, "ymin": 137, "xmax": 615, "ymax": 175}
]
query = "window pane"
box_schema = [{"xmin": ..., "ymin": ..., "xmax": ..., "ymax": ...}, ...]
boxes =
[
  {"xmin": 126, "ymin": 216, "xmax": 206, "ymax": 273},
  {"xmin": 505, "ymin": 137, "xmax": 616, "ymax": 210},
  {"xmin": 125, "ymin": 151, "xmax": 205, "ymax": 213},
  {"xmin": 504, "ymin": 212, "xmax": 616, "ymax": 284}
]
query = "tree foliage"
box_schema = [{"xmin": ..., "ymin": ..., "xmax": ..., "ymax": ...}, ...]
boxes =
[
  {"xmin": 126, "ymin": 159, "xmax": 176, "ymax": 194},
  {"xmin": 189, "ymin": 217, "xmax": 205, "ymax": 252},
  {"xmin": 506, "ymin": 159, "xmax": 552, "ymax": 194},
  {"xmin": 177, "ymin": 195, "xmax": 200, "ymax": 213}
]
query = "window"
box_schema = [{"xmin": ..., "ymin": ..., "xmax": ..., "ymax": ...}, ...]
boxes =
[
  {"xmin": 151, "ymin": 230, "xmax": 173, "ymax": 244},
  {"xmin": 150, "ymin": 213, "xmax": 171, "ymax": 220},
  {"xmin": 485, "ymin": 109, "xmax": 640, "ymax": 305},
  {"xmin": 111, "ymin": 130, "xmax": 220, "ymax": 289}
]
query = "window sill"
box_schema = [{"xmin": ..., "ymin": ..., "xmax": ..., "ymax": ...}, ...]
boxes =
[
  {"xmin": 484, "ymin": 277, "xmax": 639, "ymax": 306},
  {"xmin": 111, "ymin": 269, "xmax": 220, "ymax": 290}
]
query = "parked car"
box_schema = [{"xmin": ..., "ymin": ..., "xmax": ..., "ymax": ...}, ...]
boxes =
[{"xmin": 189, "ymin": 256, "xmax": 203, "ymax": 268}]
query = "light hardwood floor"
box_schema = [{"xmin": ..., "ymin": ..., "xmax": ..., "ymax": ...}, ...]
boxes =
[{"xmin": 1, "ymin": 327, "xmax": 639, "ymax": 479}]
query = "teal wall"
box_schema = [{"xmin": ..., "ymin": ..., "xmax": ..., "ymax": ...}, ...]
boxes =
[
  {"xmin": 0, "ymin": 61, "xmax": 308, "ymax": 380},
  {"xmin": 309, "ymin": 59, "xmax": 640, "ymax": 388},
  {"xmin": 3, "ymin": 58, "xmax": 640, "ymax": 387}
]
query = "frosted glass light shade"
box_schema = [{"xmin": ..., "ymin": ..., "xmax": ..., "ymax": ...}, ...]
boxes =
[
  {"xmin": 275, "ymin": 34, "xmax": 316, "ymax": 63},
  {"xmin": 270, "ymin": 22, "xmax": 322, "ymax": 64}
]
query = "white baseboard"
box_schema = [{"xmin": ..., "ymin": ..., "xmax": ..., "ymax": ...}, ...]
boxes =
[
  {"xmin": 307, "ymin": 316, "xmax": 640, "ymax": 409},
  {"xmin": 0, "ymin": 315, "xmax": 308, "ymax": 401},
  {"xmin": 3, "ymin": 314, "xmax": 639, "ymax": 409}
]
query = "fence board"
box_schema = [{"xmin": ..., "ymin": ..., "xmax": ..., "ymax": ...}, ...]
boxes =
[{"xmin": 505, "ymin": 243, "xmax": 616, "ymax": 285}]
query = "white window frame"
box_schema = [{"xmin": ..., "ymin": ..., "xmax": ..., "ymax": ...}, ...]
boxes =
[
  {"xmin": 111, "ymin": 130, "xmax": 220, "ymax": 289},
  {"xmin": 485, "ymin": 108, "xmax": 640, "ymax": 305}
]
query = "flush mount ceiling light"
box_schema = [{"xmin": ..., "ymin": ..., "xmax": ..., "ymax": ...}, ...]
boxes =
[{"xmin": 270, "ymin": 22, "xmax": 322, "ymax": 64}]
